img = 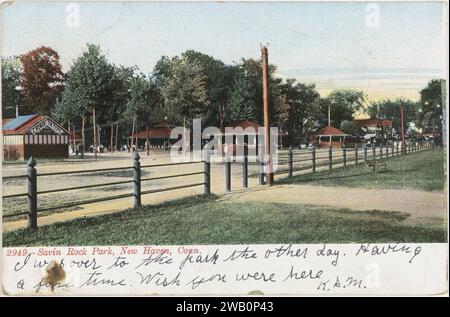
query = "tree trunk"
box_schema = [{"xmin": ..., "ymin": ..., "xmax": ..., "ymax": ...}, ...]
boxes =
[
  {"xmin": 93, "ymin": 108, "xmax": 97, "ymax": 160},
  {"xmin": 97, "ymin": 124, "xmax": 101, "ymax": 156},
  {"xmin": 115, "ymin": 123, "xmax": 119, "ymax": 151},
  {"xmin": 146, "ymin": 124, "xmax": 150, "ymax": 156},
  {"xmin": 110, "ymin": 124, "xmax": 114, "ymax": 153},
  {"xmin": 219, "ymin": 105, "xmax": 224, "ymax": 131},
  {"xmin": 71, "ymin": 123, "xmax": 75, "ymax": 150},
  {"xmin": 131, "ymin": 116, "xmax": 135, "ymax": 153},
  {"xmin": 68, "ymin": 120, "xmax": 71, "ymax": 153},
  {"xmin": 183, "ymin": 116, "xmax": 186, "ymax": 155},
  {"xmin": 135, "ymin": 117, "xmax": 138, "ymax": 151},
  {"xmin": 81, "ymin": 116, "xmax": 85, "ymax": 159}
]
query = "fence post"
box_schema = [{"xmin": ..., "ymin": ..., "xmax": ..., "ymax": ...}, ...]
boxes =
[
  {"xmin": 379, "ymin": 144, "xmax": 383, "ymax": 159},
  {"xmin": 343, "ymin": 144, "xmax": 347, "ymax": 167},
  {"xmin": 27, "ymin": 156, "xmax": 37, "ymax": 230},
  {"xmin": 385, "ymin": 144, "xmax": 388, "ymax": 157},
  {"xmin": 243, "ymin": 153, "xmax": 248, "ymax": 188},
  {"xmin": 355, "ymin": 145, "xmax": 358, "ymax": 165},
  {"xmin": 312, "ymin": 144, "xmax": 316, "ymax": 173},
  {"xmin": 226, "ymin": 159, "xmax": 231, "ymax": 192},
  {"xmin": 391, "ymin": 143, "xmax": 395, "ymax": 157},
  {"xmin": 133, "ymin": 152, "xmax": 141, "ymax": 208},
  {"xmin": 258, "ymin": 143, "xmax": 265, "ymax": 185},
  {"xmin": 396, "ymin": 142, "xmax": 399, "ymax": 156},
  {"xmin": 204, "ymin": 146, "xmax": 211, "ymax": 194},
  {"xmin": 328, "ymin": 145, "xmax": 333, "ymax": 170},
  {"xmin": 372, "ymin": 144, "xmax": 376, "ymax": 159},
  {"xmin": 288, "ymin": 146, "xmax": 293, "ymax": 178}
]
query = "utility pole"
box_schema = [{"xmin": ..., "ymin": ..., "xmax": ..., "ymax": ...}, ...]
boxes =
[
  {"xmin": 400, "ymin": 106, "xmax": 406, "ymax": 154},
  {"xmin": 261, "ymin": 46, "xmax": 273, "ymax": 186}
]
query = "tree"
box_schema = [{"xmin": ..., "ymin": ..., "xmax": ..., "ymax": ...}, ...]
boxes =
[
  {"xmin": 340, "ymin": 120, "xmax": 359, "ymax": 136},
  {"xmin": 1, "ymin": 58, "xmax": 22, "ymax": 117},
  {"xmin": 125, "ymin": 74, "xmax": 162, "ymax": 155},
  {"xmin": 155, "ymin": 55, "xmax": 209, "ymax": 127},
  {"xmin": 238, "ymin": 58, "xmax": 278, "ymax": 124},
  {"xmin": 272, "ymin": 78, "xmax": 320, "ymax": 145},
  {"xmin": 316, "ymin": 90, "xmax": 366, "ymax": 128},
  {"xmin": 417, "ymin": 79, "xmax": 444, "ymax": 131},
  {"xmin": 53, "ymin": 44, "xmax": 128, "ymax": 155},
  {"xmin": 366, "ymin": 98, "xmax": 418, "ymax": 135},
  {"xmin": 181, "ymin": 50, "xmax": 233, "ymax": 128},
  {"xmin": 227, "ymin": 70, "xmax": 258, "ymax": 124},
  {"xmin": 19, "ymin": 46, "xmax": 63, "ymax": 114},
  {"xmin": 106, "ymin": 65, "xmax": 134, "ymax": 151}
]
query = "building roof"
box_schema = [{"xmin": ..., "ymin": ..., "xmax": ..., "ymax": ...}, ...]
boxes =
[
  {"xmin": 227, "ymin": 120, "xmax": 288, "ymax": 135},
  {"xmin": 315, "ymin": 125, "xmax": 347, "ymax": 136},
  {"xmin": 2, "ymin": 114, "xmax": 69, "ymax": 135},
  {"xmin": 354, "ymin": 119, "xmax": 393, "ymax": 128},
  {"xmin": 2, "ymin": 114, "xmax": 40, "ymax": 131},
  {"xmin": 234, "ymin": 120, "xmax": 261, "ymax": 130},
  {"xmin": 2, "ymin": 115, "xmax": 43, "ymax": 134}
]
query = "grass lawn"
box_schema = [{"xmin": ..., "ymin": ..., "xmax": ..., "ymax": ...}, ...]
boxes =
[
  {"xmin": 3, "ymin": 195, "xmax": 446, "ymax": 246},
  {"xmin": 279, "ymin": 149, "xmax": 446, "ymax": 191}
]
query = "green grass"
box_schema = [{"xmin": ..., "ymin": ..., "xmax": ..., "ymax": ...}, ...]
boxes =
[
  {"xmin": 279, "ymin": 149, "xmax": 446, "ymax": 191},
  {"xmin": 3, "ymin": 195, "xmax": 446, "ymax": 246}
]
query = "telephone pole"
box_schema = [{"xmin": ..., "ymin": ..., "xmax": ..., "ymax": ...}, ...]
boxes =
[{"xmin": 261, "ymin": 46, "xmax": 273, "ymax": 186}]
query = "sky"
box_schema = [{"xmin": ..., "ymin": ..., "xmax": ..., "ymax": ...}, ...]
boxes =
[{"xmin": 1, "ymin": 1, "xmax": 447, "ymax": 103}]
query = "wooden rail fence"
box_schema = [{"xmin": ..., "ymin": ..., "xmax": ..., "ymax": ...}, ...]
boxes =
[{"xmin": 3, "ymin": 152, "xmax": 209, "ymax": 229}]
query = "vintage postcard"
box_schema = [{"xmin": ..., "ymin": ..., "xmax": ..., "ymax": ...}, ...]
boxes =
[{"xmin": 0, "ymin": 0, "xmax": 448, "ymax": 299}]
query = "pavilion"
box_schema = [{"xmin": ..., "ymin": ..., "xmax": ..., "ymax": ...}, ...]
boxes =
[{"xmin": 312, "ymin": 125, "xmax": 348, "ymax": 148}]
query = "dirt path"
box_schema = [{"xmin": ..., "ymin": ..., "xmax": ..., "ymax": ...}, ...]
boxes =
[{"xmin": 220, "ymin": 184, "xmax": 447, "ymax": 224}]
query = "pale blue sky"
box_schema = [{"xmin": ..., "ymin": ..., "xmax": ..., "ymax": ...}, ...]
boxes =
[{"xmin": 1, "ymin": 1, "xmax": 447, "ymax": 101}]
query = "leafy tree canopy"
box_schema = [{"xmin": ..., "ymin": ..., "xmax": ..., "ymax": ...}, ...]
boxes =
[
  {"xmin": 1, "ymin": 58, "xmax": 22, "ymax": 117},
  {"xmin": 19, "ymin": 46, "xmax": 63, "ymax": 114},
  {"xmin": 340, "ymin": 120, "xmax": 359, "ymax": 136},
  {"xmin": 366, "ymin": 98, "xmax": 418, "ymax": 133},
  {"xmin": 316, "ymin": 89, "xmax": 366, "ymax": 128}
]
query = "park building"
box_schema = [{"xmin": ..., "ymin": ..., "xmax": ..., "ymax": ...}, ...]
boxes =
[
  {"xmin": 129, "ymin": 121, "xmax": 175, "ymax": 150},
  {"xmin": 214, "ymin": 120, "xmax": 289, "ymax": 155},
  {"xmin": 353, "ymin": 119, "xmax": 393, "ymax": 142},
  {"xmin": 311, "ymin": 125, "xmax": 349, "ymax": 148},
  {"xmin": 2, "ymin": 114, "xmax": 70, "ymax": 160}
]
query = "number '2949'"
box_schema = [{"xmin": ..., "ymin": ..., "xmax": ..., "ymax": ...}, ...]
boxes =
[{"xmin": 5, "ymin": 249, "xmax": 28, "ymax": 256}]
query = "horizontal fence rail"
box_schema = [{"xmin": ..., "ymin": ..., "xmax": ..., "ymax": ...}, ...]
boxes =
[
  {"xmin": 2, "ymin": 141, "xmax": 434, "ymax": 227},
  {"xmin": 2, "ymin": 153, "xmax": 210, "ymax": 227},
  {"xmin": 246, "ymin": 141, "xmax": 432, "ymax": 182}
]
